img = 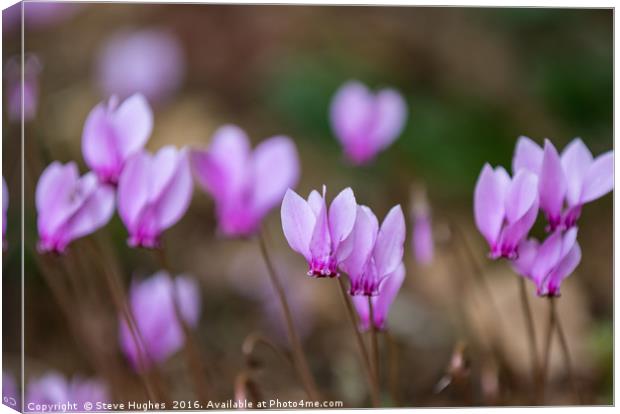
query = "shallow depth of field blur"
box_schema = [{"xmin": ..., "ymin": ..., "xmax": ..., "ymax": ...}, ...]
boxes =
[{"xmin": 2, "ymin": 2, "xmax": 613, "ymax": 408}]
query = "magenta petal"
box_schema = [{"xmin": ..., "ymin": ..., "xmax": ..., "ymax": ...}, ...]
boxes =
[
  {"xmin": 351, "ymin": 295, "xmax": 371, "ymax": 331},
  {"xmin": 65, "ymin": 176, "xmax": 115, "ymax": 242},
  {"xmin": 373, "ymin": 263, "xmax": 405, "ymax": 330},
  {"xmin": 560, "ymin": 138, "xmax": 593, "ymax": 207},
  {"xmin": 545, "ymin": 243, "xmax": 581, "ymax": 296},
  {"xmin": 538, "ymin": 140, "xmax": 567, "ymax": 224},
  {"xmin": 512, "ymin": 136, "xmax": 542, "ymax": 174},
  {"xmin": 473, "ymin": 164, "xmax": 506, "ymax": 248},
  {"xmin": 281, "ymin": 189, "xmax": 316, "ymax": 261},
  {"xmin": 36, "ymin": 162, "xmax": 79, "ymax": 235},
  {"xmin": 371, "ymin": 88, "xmax": 407, "ymax": 150},
  {"xmin": 81, "ymin": 102, "xmax": 120, "ymax": 181},
  {"xmin": 3, "ymin": 176, "xmax": 8, "ymax": 242},
  {"xmin": 250, "ymin": 136, "xmax": 300, "ymax": 218},
  {"xmin": 113, "ymin": 93, "xmax": 154, "ymax": 159},
  {"xmin": 580, "ymin": 151, "xmax": 613, "ymax": 204},
  {"xmin": 328, "ymin": 187, "xmax": 357, "ymax": 251},
  {"xmin": 531, "ymin": 230, "xmax": 563, "ymax": 289},
  {"xmin": 309, "ymin": 192, "xmax": 332, "ymax": 263},
  {"xmin": 504, "ymin": 170, "xmax": 538, "ymax": 224},
  {"xmin": 173, "ymin": 275, "xmax": 202, "ymax": 328},
  {"xmin": 499, "ymin": 201, "xmax": 538, "ymax": 258},
  {"xmin": 118, "ymin": 151, "xmax": 150, "ymax": 232},
  {"xmin": 511, "ymin": 238, "xmax": 539, "ymax": 279},
  {"xmin": 152, "ymin": 148, "xmax": 193, "ymax": 231},
  {"xmin": 339, "ymin": 205, "xmax": 379, "ymax": 276},
  {"xmin": 373, "ymin": 205, "xmax": 406, "ymax": 278},
  {"xmin": 330, "ymin": 81, "xmax": 372, "ymax": 150}
]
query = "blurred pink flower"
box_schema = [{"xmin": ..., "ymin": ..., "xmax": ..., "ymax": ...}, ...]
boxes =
[
  {"xmin": 513, "ymin": 136, "xmax": 613, "ymax": 230},
  {"xmin": 26, "ymin": 371, "xmax": 108, "ymax": 411},
  {"xmin": 281, "ymin": 185, "xmax": 357, "ymax": 277},
  {"xmin": 5, "ymin": 54, "xmax": 41, "ymax": 122},
  {"xmin": 82, "ymin": 94, "xmax": 153, "ymax": 185},
  {"xmin": 119, "ymin": 272, "xmax": 201, "ymax": 370},
  {"xmin": 118, "ymin": 146, "xmax": 193, "ymax": 248},
  {"xmin": 512, "ymin": 228, "xmax": 581, "ymax": 297},
  {"xmin": 474, "ymin": 164, "xmax": 539, "ymax": 260},
  {"xmin": 191, "ymin": 125, "xmax": 299, "ymax": 237},
  {"xmin": 3, "ymin": 176, "xmax": 8, "ymax": 250},
  {"xmin": 340, "ymin": 205, "xmax": 406, "ymax": 296},
  {"xmin": 36, "ymin": 162, "xmax": 115, "ymax": 254},
  {"xmin": 330, "ymin": 80, "xmax": 407, "ymax": 165},
  {"xmin": 96, "ymin": 29, "xmax": 185, "ymax": 104},
  {"xmin": 410, "ymin": 189, "xmax": 433, "ymax": 265},
  {"xmin": 3, "ymin": 2, "xmax": 80, "ymax": 34},
  {"xmin": 3, "ymin": 371, "xmax": 19, "ymax": 409},
  {"xmin": 351, "ymin": 263, "xmax": 405, "ymax": 331}
]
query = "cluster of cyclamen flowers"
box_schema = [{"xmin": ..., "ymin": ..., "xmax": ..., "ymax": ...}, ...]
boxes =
[{"xmin": 474, "ymin": 136, "xmax": 613, "ymax": 296}]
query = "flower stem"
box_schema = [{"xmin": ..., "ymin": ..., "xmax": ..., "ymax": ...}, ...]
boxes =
[
  {"xmin": 517, "ymin": 277, "xmax": 540, "ymax": 403},
  {"xmin": 540, "ymin": 296, "xmax": 556, "ymax": 404},
  {"xmin": 384, "ymin": 330, "xmax": 400, "ymax": 406},
  {"xmin": 336, "ymin": 277, "xmax": 380, "ymax": 407},
  {"xmin": 368, "ymin": 296, "xmax": 380, "ymax": 388},
  {"xmin": 551, "ymin": 298, "xmax": 582, "ymax": 404},
  {"xmin": 257, "ymin": 230, "xmax": 320, "ymax": 400}
]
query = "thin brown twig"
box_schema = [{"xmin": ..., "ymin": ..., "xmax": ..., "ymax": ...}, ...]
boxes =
[
  {"xmin": 384, "ymin": 330, "xmax": 400, "ymax": 406},
  {"xmin": 517, "ymin": 277, "xmax": 540, "ymax": 404}
]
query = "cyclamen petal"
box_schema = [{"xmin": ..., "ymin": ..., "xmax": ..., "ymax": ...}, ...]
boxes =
[
  {"xmin": 191, "ymin": 125, "xmax": 299, "ymax": 237},
  {"xmin": 26, "ymin": 372, "xmax": 108, "ymax": 411},
  {"xmin": 119, "ymin": 272, "xmax": 201, "ymax": 370},
  {"xmin": 539, "ymin": 140, "xmax": 567, "ymax": 228},
  {"xmin": 560, "ymin": 138, "xmax": 593, "ymax": 207},
  {"xmin": 580, "ymin": 151, "xmax": 613, "ymax": 204},
  {"xmin": 330, "ymin": 80, "xmax": 407, "ymax": 165},
  {"xmin": 118, "ymin": 146, "xmax": 192, "ymax": 248},
  {"xmin": 82, "ymin": 93, "xmax": 153, "ymax": 184},
  {"xmin": 281, "ymin": 189, "xmax": 316, "ymax": 261},
  {"xmin": 512, "ymin": 136, "xmax": 543, "ymax": 174},
  {"xmin": 474, "ymin": 164, "xmax": 506, "ymax": 249},
  {"xmin": 36, "ymin": 162, "xmax": 115, "ymax": 254}
]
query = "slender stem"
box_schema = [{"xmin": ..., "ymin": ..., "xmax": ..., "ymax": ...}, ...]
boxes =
[
  {"xmin": 384, "ymin": 331, "xmax": 400, "ymax": 406},
  {"xmin": 540, "ymin": 297, "xmax": 556, "ymax": 404},
  {"xmin": 368, "ymin": 296, "xmax": 380, "ymax": 387},
  {"xmin": 257, "ymin": 230, "xmax": 320, "ymax": 400},
  {"xmin": 517, "ymin": 277, "xmax": 540, "ymax": 403},
  {"xmin": 336, "ymin": 277, "xmax": 380, "ymax": 407},
  {"xmin": 551, "ymin": 299, "xmax": 582, "ymax": 404}
]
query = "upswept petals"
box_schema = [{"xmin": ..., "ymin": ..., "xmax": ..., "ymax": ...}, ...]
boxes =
[
  {"xmin": 340, "ymin": 206, "xmax": 379, "ymax": 287},
  {"xmin": 512, "ymin": 136, "xmax": 543, "ymax": 174},
  {"xmin": 560, "ymin": 138, "xmax": 593, "ymax": 206},
  {"xmin": 474, "ymin": 164, "xmax": 507, "ymax": 248},
  {"xmin": 330, "ymin": 80, "xmax": 407, "ymax": 165},
  {"xmin": 36, "ymin": 162, "xmax": 115, "ymax": 254},
  {"xmin": 580, "ymin": 151, "xmax": 613, "ymax": 204},
  {"xmin": 119, "ymin": 272, "xmax": 201, "ymax": 370},
  {"xmin": 352, "ymin": 263, "xmax": 405, "ymax": 331},
  {"xmin": 118, "ymin": 146, "xmax": 193, "ymax": 248},
  {"xmin": 82, "ymin": 93, "xmax": 153, "ymax": 184},
  {"xmin": 539, "ymin": 140, "xmax": 567, "ymax": 228},
  {"xmin": 328, "ymin": 187, "xmax": 357, "ymax": 251},
  {"xmin": 281, "ymin": 189, "xmax": 316, "ymax": 261},
  {"xmin": 373, "ymin": 205, "xmax": 406, "ymax": 278}
]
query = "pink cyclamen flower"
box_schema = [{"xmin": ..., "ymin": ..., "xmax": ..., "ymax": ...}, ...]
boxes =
[
  {"xmin": 512, "ymin": 228, "xmax": 581, "ymax": 297},
  {"xmin": 281, "ymin": 186, "xmax": 357, "ymax": 277},
  {"xmin": 513, "ymin": 136, "xmax": 613, "ymax": 230},
  {"xmin": 340, "ymin": 205, "xmax": 406, "ymax": 296},
  {"xmin": 5, "ymin": 54, "xmax": 41, "ymax": 122},
  {"xmin": 330, "ymin": 80, "xmax": 407, "ymax": 165},
  {"xmin": 26, "ymin": 371, "xmax": 108, "ymax": 412},
  {"xmin": 97, "ymin": 29, "xmax": 185, "ymax": 104},
  {"xmin": 118, "ymin": 146, "xmax": 193, "ymax": 248},
  {"xmin": 3, "ymin": 176, "xmax": 8, "ymax": 249},
  {"xmin": 351, "ymin": 263, "xmax": 405, "ymax": 331},
  {"xmin": 36, "ymin": 162, "xmax": 115, "ymax": 254},
  {"xmin": 82, "ymin": 94, "xmax": 153, "ymax": 185},
  {"xmin": 474, "ymin": 164, "xmax": 539, "ymax": 260},
  {"xmin": 191, "ymin": 125, "xmax": 299, "ymax": 237},
  {"xmin": 410, "ymin": 188, "xmax": 433, "ymax": 265},
  {"xmin": 119, "ymin": 272, "xmax": 201, "ymax": 370}
]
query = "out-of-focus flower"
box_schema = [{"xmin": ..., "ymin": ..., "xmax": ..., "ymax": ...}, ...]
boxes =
[
  {"xmin": 119, "ymin": 271, "xmax": 201, "ymax": 370},
  {"xmin": 4, "ymin": 54, "xmax": 41, "ymax": 122},
  {"xmin": 26, "ymin": 371, "xmax": 108, "ymax": 411},
  {"xmin": 191, "ymin": 125, "xmax": 299, "ymax": 237},
  {"xmin": 474, "ymin": 164, "xmax": 539, "ymax": 260},
  {"xmin": 82, "ymin": 94, "xmax": 153, "ymax": 185},
  {"xmin": 36, "ymin": 162, "xmax": 115, "ymax": 254},
  {"xmin": 97, "ymin": 29, "xmax": 185, "ymax": 104},
  {"xmin": 3, "ymin": 176, "xmax": 8, "ymax": 250},
  {"xmin": 512, "ymin": 136, "xmax": 613, "ymax": 230},
  {"xmin": 330, "ymin": 80, "xmax": 407, "ymax": 165},
  {"xmin": 3, "ymin": 2, "xmax": 80, "ymax": 34},
  {"xmin": 351, "ymin": 263, "xmax": 405, "ymax": 331},
  {"xmin": 512, "ymin": 228, "xmax": 581, "ymax": 297},
  {"xmin": 340, "ymin": 205, "xmax": 406, "ymax": 296},
  {"xmin": 281, "ymin": 186, "xmax": 357, "ymax": 277},
  {"xmin": 3, "ymin": 371, "xmax": 19, "ymax": 409},
  {"xmin": 410, "ymin": 186, "xmax": 433, "ymax": 265},
  {"xmin": 118, "ymin": 146, "xmax": 193, "ymax": 248}
]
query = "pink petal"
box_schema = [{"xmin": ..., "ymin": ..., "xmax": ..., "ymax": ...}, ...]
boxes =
[
  {"xmin": 309, "ymin": 191, "xmax": 332, "ymax": 261},
  {"xmin": 339, "ymin": 205, "xmax": 379, "ymax": 276},
  {"xmin": 580, "ymin": 151, "xmax": 613, "ymax": 204},
  {"xmin": 511, "ymin": 238, "xmax": 539, "ymax": 279},
  {"xmin": 371, "ymin": 88, "xmax": 407, "ymax": 151},
  {"xmin": 250, "ymin": 136, "xmax": 300, "ymax": 218},
  {"xmin": 538, "ymin": 140, "xmax": 567, "ymax": 222},
  {"xmin": 307, "ymin": 189, "xmax": 323, "ymax": 217},
  {"xmin": 118, "ymin": 151, "xmax": 150, "ymax": 231},
  {"xmin": 351, "ymin": 295, "xmax": 371, "ymax": 331},
  {"xmin": 505, "ymin": 170, "xmax": 538, "ymax": 224},
  {"xmin": 546, "ymin": 243, "xmax": 581, "ymax": 296},
  {"xmin": 531, "ymin": 230, "xmax": 563, "ymax": 288},
  {"xmin": 81, "ymin": 102, "xmax": 120, "ymax": 180},
  {"xmin": 36, "ymin": 162, "xmax": 80, "ymax": 237},
  {"xmin": 281, "ymin": 189, "xmax": 316, "ymax": 261},
  {"xmin": 328, "ymin": 187, "xmax": 357, "ymax": 251},
  {"xmin": 112, "ymin": 93, "xmax": 153, "ymax": 159},
  {"xmin": 153, "ymin": 148, "xmax": 193, "ymax": 231},
  {"xmin": 65, "ymin": 175, "xmax": 115, "ymax": 242},
  {"xmin": 373, "ymin": 205, "xmax": 406, "ymax": 278},
  {"xmin": 473, "ymin": 164, "xmax": 506, "ymax": 247},
  {"xmin": 330, "ymin": 81, "xmax": 373, "ymax": 149},
  {"xmin": 560, "ymin": 138, "xmax": 593, "ymax": 207},
  {"xmin": 148, "ymin": 146, "xmax": 179, "ymax": 203},
  {"xmin": 512, "ymin": 136, "xmax": 542, "ymax": 174},
  {"xmin": 373, "ymin": 263, "xmax": 405, "ymax": 330},
  {"xmin": 499, "ymin": 201, "xmax": 538, "ymax": 258},
  {"xmin": 174, "ymin": 275, "xmax": 202, "ymax": 328}
]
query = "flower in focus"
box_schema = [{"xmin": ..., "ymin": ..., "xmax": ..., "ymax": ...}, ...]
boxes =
[
  {"xmin": 410, "ymin": 187, "xmax": 433, "ymax": 265},
  {"xmin": 96, "ymin": 29, "xmax": 185, "ymax": 104},
  {"xmin": 3, "ymin": 176, "xmax": 8, "ymax": 249},
  {"xmin": 119, "ymin": 272, "xmax": 201, "ymax": 370},
  {"xmin": 474, "ymin": 163, "xmax": 539, "ymax": 260},
  {"xmin": 330, "ymin": 80, "xmax": 407, "ymax": 165},
  {"xmin": 340, "ymin": 205, "xmax": 406, "ymax": 296},
  {"xmin": 36, "ymin": 162, "xmax": 115, "ymax": 254},
  {"xmin": 82, "ymin": 94, "xmax": 153, "ymax": 185},
  {"xmin": 351, "ymin": 263, "xmax": 405, "ymax": 331},
  {"xmin": 118, "ymin": 146, "xmax": 193, "ymax": 248},
  {"xmin": 512, "ymin": 136, "xmax": 613, "ymax": 230},
  {"xmin": 4, "ymin": 54, "xmax": 41, "ymax": 122},
  {"xmin": 512, "ymin": 228, "xmax": 581, "ymax": 297},
  {"xmin": 281, "ymin": 185, "xmax": 357, "ymax": 277},
  {"xmin": 26, "ymin": 371, "xmax": 108, "ymax": 411},
  {"xmin": 191, "ymin": 125, "xmax": 299, "ymax": 237}
]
